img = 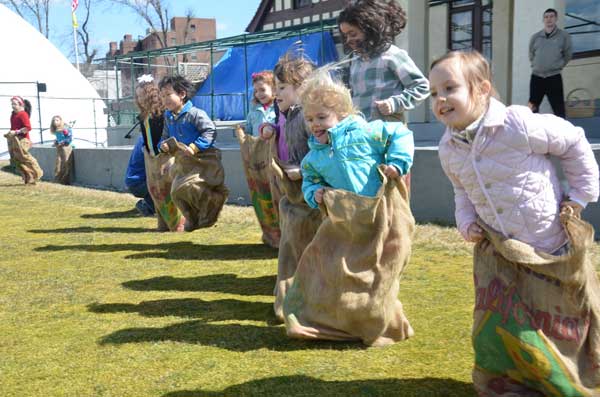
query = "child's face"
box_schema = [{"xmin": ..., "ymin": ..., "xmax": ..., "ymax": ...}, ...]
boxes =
[
  {"xmin": 52, "ymin": 116, "xmax": 63, "ymax": 129},
  {"xmin": 339, "ymin": 22, "xmax": 365, "ymax": 53},
  {"xmin": 304, "ymin": 108, "xmax": 340, "ymax": 145},
  {"xmin": 160, "ymin": 85, "xmax": 186, "ymax": 113},
  {"xmin": 275, "ymin": 78, "xmax": 299, "ymax": 112},
  {"xmin": 429, "ymin": 59, "xmax": 475, "ymax": 131},
  {"xmin": 253, "ymin": 81, "xmax": 274, "ymax": 105},
  {"xmin": 10, "ymin": 99, "xmax": 22, "ymax": 113}
]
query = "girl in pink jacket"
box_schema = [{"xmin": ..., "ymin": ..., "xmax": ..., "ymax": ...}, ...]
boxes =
[{"xmin": 429, "ymin": 50, "xmax": 598, "ymax": 255}]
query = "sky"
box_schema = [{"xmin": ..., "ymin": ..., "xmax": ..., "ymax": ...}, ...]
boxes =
[{"xmin": 18, "ymin": 0, "xmax": 262, "ymax": 61}]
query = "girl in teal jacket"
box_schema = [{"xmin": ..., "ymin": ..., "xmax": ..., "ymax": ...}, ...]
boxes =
[{"xmin": 300, "ymin": 70, "xmax": 414, "ymax": 209}]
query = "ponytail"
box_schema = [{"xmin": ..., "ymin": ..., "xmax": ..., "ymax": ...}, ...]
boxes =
[{"xmin": 23, "ymin": 99, "xmax": 32, "ymax": 117}]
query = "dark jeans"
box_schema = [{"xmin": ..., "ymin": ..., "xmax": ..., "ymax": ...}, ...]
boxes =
[
  {"xmin": 529, "ymin": 73, "xmax": 566, "ymax": 118},
  {"xmin": 127, "ymin": 182, "xmax": 155, "ymax": 214}
]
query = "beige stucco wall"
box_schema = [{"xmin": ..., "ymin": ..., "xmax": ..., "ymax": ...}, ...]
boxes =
[
  {"xmin": 396, "ymin": 0, "xmax": 429, "ymax": 122},
  {"xmin": 428, "ymin": 4, "xmax": 448, "ymax": 63},
  {"xmin": 491, "ymin": 0, "xmax": 511, "ymax": 103}
]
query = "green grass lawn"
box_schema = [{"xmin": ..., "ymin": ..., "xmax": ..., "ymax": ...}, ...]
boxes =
[{"xmin": 5, "ymin": 163, "xmax": 593, "ymax": 396}]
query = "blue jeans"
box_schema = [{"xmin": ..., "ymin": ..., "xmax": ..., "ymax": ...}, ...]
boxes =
[{"xmin": 127, "ymin": 182, "xmax": 155, "ymax": 214}]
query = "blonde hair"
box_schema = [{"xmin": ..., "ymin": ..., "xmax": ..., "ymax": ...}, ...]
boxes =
[
  {"xmin": 50, "ymin": 115, "xmax": 64, "ymax": 133},
  {"xmin": 299, "ymin": 66, "xmax": 356, "ymax": 119},
  {"xmin": 251, "ymin": 70, "xmax": 275, "ymax": 104},
  {"xmin": 135, "ymin": 81, "xmax": 164, "ymax": 118},
  {"xmin": 430, "ymin": 50, "xmax": 498, "ymax": 116}
]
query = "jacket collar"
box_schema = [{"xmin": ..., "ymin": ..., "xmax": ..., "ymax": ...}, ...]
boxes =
[
  {"xmin": 481, "ymin": 97, "xmax": 506, "ymax": 128},
  {"xmin": 537, "ymin": 27, "xmax": 560, "ymax": 38},
  {"xmin": 165, "ymin": 100, "xmax": 192, "ymax": 121},
  {"xmin": 307, "ymin": 114, "xmax": 364, "ymax": 150}
]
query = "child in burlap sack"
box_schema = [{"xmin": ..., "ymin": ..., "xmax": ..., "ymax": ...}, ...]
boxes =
[
  {"xmin": 135, "ymin": 74, "xmax": 185, "ymax": 231},
  {"xmin": 430, "ymin": 50, "xmax": 600, "ymax": 396},
  {"xmin": 159, "ymin": 75, "xmax": 227, "ymax": 231},
  {"xmin": 4, "ymin": 96, "xmax": 42, "ymax": 184},
  {"xmin": 259, "ymin": 50, "xmax": 321, "ymax": 321},
  {"xmin": 236, "ymin": 71, "xmax": 281, "ymax": 247},
  {"xmin": 279, "ymin": 68, "xmax": 415, "ymax": 346},
  {"xmin": 299, "ymin": 68, "xmax": 414, "ymax": 208},
  {"xmin": 50, "ymin": 115, "xmax": 74, "ymax": 185}
]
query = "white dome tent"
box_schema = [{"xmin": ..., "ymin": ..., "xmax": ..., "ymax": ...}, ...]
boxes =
[{"xmin": 0, "ymin": 4, "xmax": 108, "ymax": 159}]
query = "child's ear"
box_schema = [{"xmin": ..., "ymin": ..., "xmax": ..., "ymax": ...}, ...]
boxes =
[{"xmin": 480, "ymin": 80, "xmax": 492, "ymax": 98}]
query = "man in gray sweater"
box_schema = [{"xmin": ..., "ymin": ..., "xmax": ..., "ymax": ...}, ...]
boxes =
[{"xmin": 528, "ymin": 8, "xmax": 572, "ymax": 118}]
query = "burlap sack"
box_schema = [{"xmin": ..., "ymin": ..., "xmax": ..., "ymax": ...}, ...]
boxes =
[
  {"xmin": 236, "ymin": 127, "xmax": 281, "ymax": 248},
  {"xmin": 54, "ymin": 145, "xmax": 74, "ymax": 185},
  {"xmin": 472, "ymin": 213, "xmax": 600, "ymax": 397},
  {"xmin": 143, "ymin": 149, "xmax": 186, "ymax": 232},
  {"xmin": 270, "ymin": 148, "xmax": 321, "ymax": 322},
  {"xmin": 282, "ymin": 167, "xmax": 415, "ymax": 346},
  {"xmin": 4, "ymin": 133, "xmax": 43, "ymax": 184},
  {"xmin": 162, "ymin": 137, "xmax": 229, "ymax": 231}
]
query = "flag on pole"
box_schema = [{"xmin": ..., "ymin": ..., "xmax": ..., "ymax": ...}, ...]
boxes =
[{"xmin": 71, "ymin": 0, "xmax": 79, "ymax": 28}]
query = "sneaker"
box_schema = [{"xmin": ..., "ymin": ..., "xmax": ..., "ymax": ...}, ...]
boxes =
[{"xmin": 135, "ymin": 200, "xmax": 154, "ymax": 217}]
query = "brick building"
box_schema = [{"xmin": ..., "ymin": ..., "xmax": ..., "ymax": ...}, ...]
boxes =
[{"xmin": 107, "ymin": 16, "xmax": 217, "ymax": 90}]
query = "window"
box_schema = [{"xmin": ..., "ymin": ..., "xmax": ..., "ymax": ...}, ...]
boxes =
[
  {"xmin": 190, "ymin": 24, "xmax": 196, "ymax": 33},
  {"xmin": 565, "ymin": 0, "xmax": 600, "ymax": 57},
  {"xmin": 294, "ymin": 0, "xmax": 311, "ymax": 9},
  {"xmin": 171, "ymin": 37, "xmax": 177, "ymax": 45},
  {"xmin": 449, "ymin": 0, "xmax": 493, "ymax": 60}
]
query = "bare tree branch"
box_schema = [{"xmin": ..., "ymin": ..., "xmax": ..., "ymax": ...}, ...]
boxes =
[
  {"xmin": 1, "ymin": 0, "xmax": 50, "ymax": 37},
  {"xmin": 181, "ymin": 8, "xmax": 195, "ymax": 62},
  {"xmin": 108, "ymin": 0, "xmax": 172, "ymax": 49}
]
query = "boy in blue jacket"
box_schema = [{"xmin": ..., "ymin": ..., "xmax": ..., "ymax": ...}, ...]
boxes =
[
  {"xmin": 158, "ymin": 75, "xmax": 216, "ymax": 154},
  {"xmin": 300, "ymin": 69, "xmax": 414, "ymax": 208}
]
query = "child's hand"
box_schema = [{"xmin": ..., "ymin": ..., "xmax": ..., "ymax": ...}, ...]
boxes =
[
  {"xmin": 285, "ymin": 168, "xmax": 302, "ymax": 181},
  {"xmin": 260, "ymin": 125, "xmax": 275, "ymax": 140},
  {"xmin": 315, "ymin": 188, "xmax": 325, "ymax": 204},
  {"xmin": 184, "ymin": 146, "xmax": 195, "ymax": 156},
  {"xmin": 160, "ymin": 142, "xmax": 169, "ymax": 152},
  {"xmin": 560, "ymin": 200, "xmax": 583, "ymax": 219},
  {"xmin": 466, "ymin": 223, "xmax": 484, "ymax": 243},
  {"xmin": 374, "ymin": 99, "xmax": 393, "ymax": 116},
  {"xmin": 383, "ymin": 165, "xmax": 399, "ymax": 179}
]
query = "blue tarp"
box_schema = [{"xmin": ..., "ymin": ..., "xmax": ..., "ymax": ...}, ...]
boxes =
[{"xmin": 193, "ymin": 31, "xmax": 338, "ymax": 121}]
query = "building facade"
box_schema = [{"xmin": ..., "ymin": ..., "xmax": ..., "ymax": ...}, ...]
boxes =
[
  {"xmin": 106, "ymin": 17, "xmax": 217, "ymax": 87},
  {"xmin": 246, "ymin": 0, "xmax": 599, "ymax": 124}
]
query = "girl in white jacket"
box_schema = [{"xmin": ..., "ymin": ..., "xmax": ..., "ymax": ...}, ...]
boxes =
[{"xmin": 429, "ymin": 50, "xmax": 598, "ymax": 255}]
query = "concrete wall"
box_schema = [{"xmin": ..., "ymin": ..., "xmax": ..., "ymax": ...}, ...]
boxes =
[
  {"xmin": 30, "ymin": 145, "xmax": 251, "ymax": 202},
  {"xmin": 31, "ymin": 138, "xmax": 600, "ymax": 239}
]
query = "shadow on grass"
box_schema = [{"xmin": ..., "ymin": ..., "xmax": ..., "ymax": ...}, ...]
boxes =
[
  {"xmin": 89, "ymin": 298, "xmax": 273, "ymax": 322},
  {"xmin": 80, "ymin": 209, "xmax": 141, "ymax": 219},
  {"xmin": 0, "ymin": 165, "xmax": 18, "ymax": 174},
  {"xmin": 98, "ymin": 320, "xmax": 362, "ymax": 352},
  {"xmin": 123, "ymin": 274, "xmax": 276, "ymax": 296},
  {"xmin": 162, "ymin": 375, "xmax": 475, "ymax": 396},
  {"xmin": 35, "ymin": 242, "xmax": 278, "ymax": 260},
  {"xmin": 29, "ymin": 226, "xmax": 155, "ymax": 234}
]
